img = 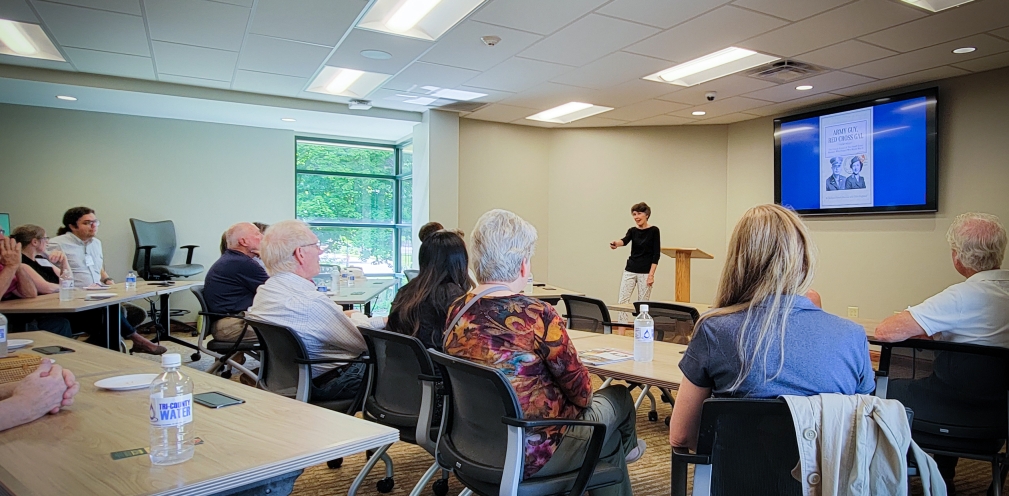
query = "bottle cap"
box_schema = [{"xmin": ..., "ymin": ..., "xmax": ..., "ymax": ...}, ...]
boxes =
[
  {"xmin": 162, "ymin": 353, "xmax": 182, "ymax": 368},
  {"xmin": 640, "ymin": 304, "xmax": 649, "ymax": 313}
]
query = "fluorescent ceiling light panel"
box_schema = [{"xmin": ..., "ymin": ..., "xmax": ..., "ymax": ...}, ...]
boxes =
[
  {"xmin": 0, "ymin": 18, "xmax": 64, "ymax": 61},
  {"xmin": 403, "ymin": 96, "xmax": 438, "ymax": 105},
  {"xmin": 357, "ymin": 0, "xmax": 485, "ymax": 41},
  {"xmin": 307, "ymin": 66, "xmax": 392, "ymax": 98},
  {"xmin": 430, "ymin": 88, "xmax": 486, "ymax": 101},
  {"xmin": 643, "ymin": 47, "xmax": 778, "ymax": 87},
  {"xmin": 526, "ymin": 102, "xmax": 613, "ymax": 124},
  {"xmin": 900, "ymin": 0, "xmax": 974, "ymax": 12}
]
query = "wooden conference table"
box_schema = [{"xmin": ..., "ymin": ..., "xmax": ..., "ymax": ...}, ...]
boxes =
[
  {"xmin": 568, "ymin": 330, "xmax": 686, "ymax": 391},
  {"xmin": 328, "ymin": 277, "xmax": 398, "ymax": 316},
  {"xmin": 0, "ymin": 332, "xmax": 398, "ymax": 496},
  {"xmin": 530, "ymin": 282, "xmax": 583, "ymax": 305}
]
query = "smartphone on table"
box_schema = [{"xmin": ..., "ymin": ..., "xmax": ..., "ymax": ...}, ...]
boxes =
[{"xmin": 193, "ymin": 391, "xmax": 245, "ymax": 409}]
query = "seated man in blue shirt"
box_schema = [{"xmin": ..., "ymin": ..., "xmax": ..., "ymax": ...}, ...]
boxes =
[{"xmin": 203, "ymin": 222, "xmax": 269, "ymax": 343}]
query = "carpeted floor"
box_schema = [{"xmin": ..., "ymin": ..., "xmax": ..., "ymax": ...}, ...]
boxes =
[{"xmin": 140, "ymin": 326, "xmax": 1004, "ymax": 495}]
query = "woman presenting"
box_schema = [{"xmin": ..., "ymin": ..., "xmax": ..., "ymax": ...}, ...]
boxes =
[{"xmin": 610, "ymin": 202, "xmax": 660, "ymax": 321}]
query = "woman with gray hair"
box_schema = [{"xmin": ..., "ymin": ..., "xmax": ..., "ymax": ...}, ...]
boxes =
[{"xmin": 444, "ymin": 209, "xmax": 642, "ymax": 494}]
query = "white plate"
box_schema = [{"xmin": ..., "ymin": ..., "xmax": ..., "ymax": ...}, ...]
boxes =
[
  {"xmin": 94, "ymin": 374, "xmax": 158, "ymax": 391},
  {"xmin": 85, "ymin": 292, "xmax": 117, "ymax": 299},
  {"xmin": 85, "ymin": 285, "xmax": 111, "ymax": 290},
  {"xmin": 7, "ymin": 339, "xmax": 33, "ymax": 350}
]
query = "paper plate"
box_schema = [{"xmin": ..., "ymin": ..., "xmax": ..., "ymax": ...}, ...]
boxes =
[
  {"xmin": 7, "ymin": 339, "xmax": 33, "ymax": 350},
  {"xmin": 85, "ymin": 292, "xmax": 117, "ymax": 299},
  {"xmin": 94, "ymin": 374, "xmax": 158, "ymax": 391}
]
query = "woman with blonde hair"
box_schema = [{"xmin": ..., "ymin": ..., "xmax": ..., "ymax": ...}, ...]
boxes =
[{"xmin": 668, "ymin": 204, "xmax": 874, "ymax": 450}]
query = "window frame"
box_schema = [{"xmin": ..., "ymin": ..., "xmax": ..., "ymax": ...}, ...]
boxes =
[{"xmin": 295, "ymin": 136, "xmax": 413, "ymax": 275}]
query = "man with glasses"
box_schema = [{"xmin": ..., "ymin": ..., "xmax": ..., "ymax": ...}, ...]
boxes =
[{"xmin": 49, "ymin": 206, "xmax": 165, "ymax": 354}]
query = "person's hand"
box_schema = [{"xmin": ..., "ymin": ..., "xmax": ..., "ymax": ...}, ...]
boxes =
[
  {"xmin": 47, "ymin": 250, "xmax": 67, "ymax": 266},
  {"xmin": 13, "ymin": 360, "xmax": 69, "ymax": 417},
  {"xmin": 609, "ymin": 240, "xmax": 619, "ymax": 250},
  {"xmin": 646, "ymin": 274, "xmax": 654, "ymax": 287},
  {"xmin": 39, "ymin": 362, "xmax": 80, "ymax": 408},
  {"xmin": 0, "ymin": 237, "xmax": 21, "ymax": 267}
]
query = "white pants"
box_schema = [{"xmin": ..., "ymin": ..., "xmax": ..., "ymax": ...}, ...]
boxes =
[{"xmin": 616, "ymin": 271, "xmax": 651, "ymax": 323}]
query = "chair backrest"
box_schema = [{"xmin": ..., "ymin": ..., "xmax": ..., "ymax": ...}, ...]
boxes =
[
  {"xmin": 429, "ymin": 350, "xmax": 522, "ymax": 484},
  {"xmin": 359, "ymin": 328, "xmax": 436, "ymax": 430},
  {"xmin": 876, "ymin": 339, "xmax": 1009, "ymax": 441},
  {"xmin": 633, "ymin": 301, "xmax": 700, "ymax": 344},
  {"xmin": 245, "ymin": 318, "xmax": 311, "ymax": 400},
  {"xmin": 130, "ymin": 218, "xmax": 178, "ymax": 270},
  {"xmin": 695, "ymin": 398, "xmax": 802, "ymax": 496},
  {"xmin": 403, "ymin": 269, "xmax": 419, "ymax": 281},
  {"xmin": 561, "ymin": 294, "xmax": 613, "ymax": 334},
  {"xmin": 190, "ymin": 285, "xmax": 211, "ymax": 339}
]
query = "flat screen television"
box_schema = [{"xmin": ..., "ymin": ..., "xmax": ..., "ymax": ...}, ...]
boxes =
[{"xmin": 774, "ymin": 88, "xmax": 937, "ymax": 216}]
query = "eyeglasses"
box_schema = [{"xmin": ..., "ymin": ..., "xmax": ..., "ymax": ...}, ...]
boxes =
[
  {"xmin": 295, "ymin": 242, "xmax": 328, "ymax": 255},
  {"xmin": 37, "ymin": 236, "xmax": 49, "ymax": 242},
  {"xmin": 80, "ymin": 220, "xmax": 100, "ymax": 227}
]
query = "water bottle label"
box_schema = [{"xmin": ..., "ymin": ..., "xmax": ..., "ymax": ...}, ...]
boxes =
[
  {"xmin": 634, "ymin": 326, "xmax": 653, "ymax": 342},
  {"xmin": 61, "ymin": 279, "xmax": 73, "ymax": 289},
  {"xmin": 0, "ymin": 324, "xmax": 6, "ymax": 342},
  {"xmin": 150, "ymin": 393, "xmax": 193, "ymax": 426}
]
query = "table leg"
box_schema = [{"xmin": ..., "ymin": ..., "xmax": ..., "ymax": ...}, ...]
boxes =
[{"xmin": 364, "ymin": 301, "xmax": 372, "ymax": 317}]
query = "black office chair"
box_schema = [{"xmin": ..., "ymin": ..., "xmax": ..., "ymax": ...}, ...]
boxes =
[
  {"xmin": 351, "ymin": 328, "xmax": 450, "ymax": 496},
  {"xmin": 429, "ymin": 350, "xmax": 624, "ymax": 496},
  {"xmin": 632, "ymin": 301, "xmax": 700, "ymax": 344},
  {"xmin": 403, "ymin": 269, "xmax": 419, "ymax": 282},
  {"xmin": 190, "ymin": 286, "xmax": 258, "ymax": 382},
  {"xmin": 874, "ymin": 338, "xmax": 1009, "ymax": 495}
]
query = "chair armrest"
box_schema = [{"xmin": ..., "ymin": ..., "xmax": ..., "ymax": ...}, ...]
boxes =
[
  {"xmin": 671, "ymin": 446, "xmax": 710, "ymax": 465},
  {"xmin": 180, "ymin": 245, "xmax": 198, "ymax": 264},
  {"xmin": 198, "ymin": 311, "xmax": 243, "ymax": 319},
  {"xmin": 293, "ymin": 356, "xmax": 372, "ymax": 365},
  {"xmin": 417, "ymin": 373, "xmax": 441, "ymax": 382},
  {"xmin": 670, "ymin": 446, "xmax": 709, "ymax": 496},
  {"xmin": 137, "ymin": 245, "xmax": 155, "ymax": 279},
  {"xmin": 502, "ymin": 417, "xmax": 606, "ymax": 496},
  {"xmin": 601, "ymin": 321, "xmax": 634, "ymax": 328}
]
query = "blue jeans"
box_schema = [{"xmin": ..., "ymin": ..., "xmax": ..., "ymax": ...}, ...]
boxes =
[{"xmin": 311, "ymin": 362, "xmax": 366, "ymax": 402}]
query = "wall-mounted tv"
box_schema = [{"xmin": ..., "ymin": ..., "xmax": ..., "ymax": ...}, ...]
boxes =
[{"xmin": 774, "ymin": 88, "xmax": 937, "ymax": 216}]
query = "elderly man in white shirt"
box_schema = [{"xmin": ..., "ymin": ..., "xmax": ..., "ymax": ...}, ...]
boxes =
[
  {"xmin": 875, "ymin": 211, "xmax": 1008, "ymax": 495},
  {"xmin": 246, "ymin": 220, "xmax": 384, "ymax": 401}
]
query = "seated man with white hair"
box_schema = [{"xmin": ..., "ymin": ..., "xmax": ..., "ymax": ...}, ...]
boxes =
[
  {"xmin": 203, "ymin": 222, "xmax": 269, "ymax": 343},
  {"xmin": 246, "ymin": 220, "xmax": 384, "ymax": 401}
]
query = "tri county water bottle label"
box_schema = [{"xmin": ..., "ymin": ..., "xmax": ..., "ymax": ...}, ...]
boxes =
[
  {"xmin": 149, "ymin": 394, "xmax": 193, "ymax": 426},
  {"xmin": 635, "ymin": 326, "xmax": 653, "ymax": 341}
]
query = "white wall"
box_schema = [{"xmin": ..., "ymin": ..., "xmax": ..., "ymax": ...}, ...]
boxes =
[{"xmin": 411, "ymin": 109, "xmax": 460, "ymax": 267}]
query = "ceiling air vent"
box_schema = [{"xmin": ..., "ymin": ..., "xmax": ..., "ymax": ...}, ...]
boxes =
[
  {"xmin": 744, "ymin": 60, "xmax": 827, "ymax": 84},
  {"xmin": 433, "ymin": 100, "xmax": 490, "ymax": 113}
]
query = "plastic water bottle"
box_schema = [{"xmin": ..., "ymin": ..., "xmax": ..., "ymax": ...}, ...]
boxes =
[
  {"xmin": 634, "ymin": 304, "xmax": 654, "ymax": 362},
  {"xmin": 125, "ymin": 270, "xmax": 137, "ymax": 291},
  {"xmin": 59, "ymin": 269, "xmax": 74, "ymax": 302},
  {"xmin": 0, "ymin": 312, "xmax": 7, "ymax": 358},
  {"xmin": 524, "ymin": 276, "xmax": 534, "ymax": 295},
  {"xmin": 149, "ymin": 353, "xmax": 195, "ymax": 465},
  {"xmin": 348, "ymin": 274, "xmax": 356, "ymax": 288}
]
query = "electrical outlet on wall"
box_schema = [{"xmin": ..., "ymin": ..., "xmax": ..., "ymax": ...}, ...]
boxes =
[{"xmin": 847, "ymin": 306, "xmax": 859, "ymax": 318}]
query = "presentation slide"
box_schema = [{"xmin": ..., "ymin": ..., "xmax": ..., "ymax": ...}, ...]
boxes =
[{"xmin": 778, "ymin": 96, "xmax": 929, "ymax": 212}]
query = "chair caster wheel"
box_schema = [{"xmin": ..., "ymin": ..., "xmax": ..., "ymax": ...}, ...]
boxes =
[
  {"xmin": 191, "ymin": 352, "xmax": 201, "ymax": 361},
  {"xmin": 221, "ymin": 370, "xmax": 232, "ymax": 380},
  {"xmin": 648, "ymin": 411, "xmax": 658, "ymax": 422},
  {"xmin": 376, "ymin": 477, "xmax": 394, "ymax": 493},
  {"xmin": 327, "ymin": 458, "xmax": 343, "ymax": 469},
  {"xmin": 433, "ymin": 478, "xmax": 449, "ymax": 496}
]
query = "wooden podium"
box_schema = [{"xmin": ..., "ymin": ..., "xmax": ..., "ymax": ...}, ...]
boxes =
[{"xmin": 660, "ymin": 247, "xmax": 714, "ymax": 302}]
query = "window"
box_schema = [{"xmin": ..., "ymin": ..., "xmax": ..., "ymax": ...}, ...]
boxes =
[{"xmin": 296, "ymin": 138, "xmax": 412, "ymax": 276}]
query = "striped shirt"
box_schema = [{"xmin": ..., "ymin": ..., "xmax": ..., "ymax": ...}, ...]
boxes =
[{"xmin": 246, "ymin": 271, "xmax": 383, "ymax": 377}]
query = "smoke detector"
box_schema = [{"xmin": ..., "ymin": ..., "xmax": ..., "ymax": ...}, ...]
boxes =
[{"xmin": 348, "ymin": 99, "xmax": 373, "ymax": 110}]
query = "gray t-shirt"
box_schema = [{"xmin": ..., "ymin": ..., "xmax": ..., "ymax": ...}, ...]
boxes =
[{"xmin": 679, "ymin": 296, "xmax": 875, "ymax": 398}]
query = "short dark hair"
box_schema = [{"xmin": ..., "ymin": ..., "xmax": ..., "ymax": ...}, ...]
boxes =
[
  {"xmin": 57, "ymin": 206, "xmax": 95, "ymax": 235},
  {"xmin": 253, "ymin": 222, "xmax": 269, "ymax": 233},
  {"xmin": 418, "ymin": 222, "xmax": 444, "ymax": 243},
  {"xmin": 631, "ymin": 202, "xmax": 651, "ymax": 219},
  {"xmin": 11, "ymin": 224, "xmax": 45, "ymax": 246}
]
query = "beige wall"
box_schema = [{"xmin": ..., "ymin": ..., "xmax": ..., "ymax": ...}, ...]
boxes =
[{"xmin": 0, "ymin": 103, "xmax": 295, "ymax": 312}]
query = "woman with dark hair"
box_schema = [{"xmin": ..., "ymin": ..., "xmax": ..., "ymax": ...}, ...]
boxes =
[
  {"xmin": 609, "ymin": 202, "xmax": 660, "ymax": 321},
  {"xmin": 387, "ymin": 230, "xmax": 472, "ymax": 350},
  {"xmin": 845, "ymin": 156, "xmax": 866, "ymax": 189}
]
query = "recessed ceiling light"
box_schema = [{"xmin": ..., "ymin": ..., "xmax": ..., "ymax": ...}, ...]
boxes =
[
  {"xmin": 526, "ymin": 102, "xmax": 613, "ymax": 124},
  {"xmin": 430, "ymin": 88, "xmax": 486, "ymax": 101},
  {"xmin": 795, "ymin": 85, "xmax": 813, "ymax": 91},
  {"xmin": 307, "ymin": 66, "xmax": 392, "ymax": 98},
  {"xmin": 56, "ymin": 95, "xmax": 77, "ymax": 101},
  {"xmin": 281, "ymin": 118, "xmax": 296, "ymax": 122},
  {"xmin": 327, "ymin": 69, "xmax": 363, "ymax": 94},
  {"xmin": 0, "ymin": 18, "xmax": 65, "ymax": 61},
  {"xmin": 952, "ymin": 47, "xmax": 976, "ymax": 54},
  {"xmin": 644, "ymin": 47, "xmax": 779, "ymax": 87},
  {"xmin": 692, "ymin": 111, "xmax": 706, "ymax": 116},
  {"xmin": 900, "ymin": 0, "xmax": 974, "ymax": 12},
  {"xmin": 360, "ymin": 49, "xmax": 392, "ymax": 60},
  {"xmin": 357, "ymin": 0, "xmax": 485, "ymax": 41}
]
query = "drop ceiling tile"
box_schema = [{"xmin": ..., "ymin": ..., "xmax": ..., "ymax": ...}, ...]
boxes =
[
  {"xmin": 859, "ymin": 0, "xmax": 1009, "ymax": 53},
  {"xmin": 952, "ymin": 50, "xmax": 1009, "ymax": 72},
  {"xmin": 846, "ymin": 34, "xmax": 1009, "ymax": 79},
  {"xmin": 746, "ymin": 92, "xmax": 845, "ymax": 117},
  {"xmin": 463, "ymin": 57, "xmax": 572, "ymax": 92},
  {"xmin": 551, "ymin": 51, "xmax": 672, "ymax": 89},
  {"xmin": 620, "ymin": 114, "xmax": 697, "ymax": 126},
  {"xmin": 471, "ymin": 0, "xmax": 609, "ymax": 35},
  {"xmin": 499, "ymin": 81, "xmax": 599, "ymax": 109},
  {"xmin": 146, "ymin": 0, "xmax": 250, "ymax": 52},
  {"xmin": 743, "ymin": 71, "xmax": 875, "ymax": 102},
  {"xmin": 795, "ymin": 40, "xmax": 897, "ymax": 69},
  {"xmin": 993, "ymin": 27, "xmax": 1009, "ymax": 41},
  {"xmin": 362, "ymin": 88, "xmax": 436, "ymax": 111},
  {"xmin": 153, "ymin": 41, "xmax": 238, "ymax": 81},
  {"xmin": 656, "ymin": 75, "xmax": 778, "ymax": 105},
  {"xmin": 602, "ymin": 99, "xmax": 690, "ymax": 120},
  {"xmin": 41, "ymin": 0, "xmax": 140, "ymax": 15},
  {"xmin": 326, "ymin": 28, "xmax": 432, "ymax": 74},
  {"xmin": 63, "ymin": 46, "xmax": 154, "ymax": 79},
  {"xmin": 451, "ymin": 85, "xmax": 514, "ymax": 102},
  {"xmin": 249, "ymin": 0, "xmax": 365, "ymax": 47},
  {"xmin": 591, "ymin": 78, "xmax": 682, "ymax": 107},
  {"xmin": 693, "ymin": 112, "xmax": 760, "ymax": 124},
  {"xmin": 158, "ymin": 73, "xmax": 231, "ymax": 89},
  {"xmin": 830, "ymin": 66, "xmax": 969, "ymax": 96},
  {"xmin": 730, "ymin": 0, "xmax": 853, "ymax": 21},
  {"xmin": 671, "ymin": 96, "xmax": 769, "ymax": 118},
  {"xmin": 420, "ymin": 20, "xmax": 542, "ymax": 71},
  {"xmin": 238, "ymin": 34, "xmax": 332, "ymax": 77},
  {"xmin": 625, "ymin": 6, "xmax": 788, "ymax": 62},
  {"xmin": 519, "ymin": 14, "xmax": 658, "ymax": 68},
  {"xmin": 382, "ymin": 62, "xmax": 479, "ymax": 92},
  {"xmin": 738, "ymin": 0, "xmax": 926, "ymax": 58},
  {"xmin": 464, "ymin": 103, "xmax": 541, "ymax": 123},
  {"xmin": 232, "ymin": 69, "xmax": 306, "ymax": 96},
  {"xmin": 0, "ymin": 0, "xmax": 39, "ymax": 23},
  {"xmin": 597, "ymin": 0, "xmax": 731, "ymax": 29},
  {"xmin": 33, "ymin": 1, "xmax": 150, "ymax": 56},
  {"xmin": 560, "ymin": 115, "xmax": 628, "ymax": 127},
  {"xmin": 214, "ymin": 0, "xmax": 254, "ymax": 7}
]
